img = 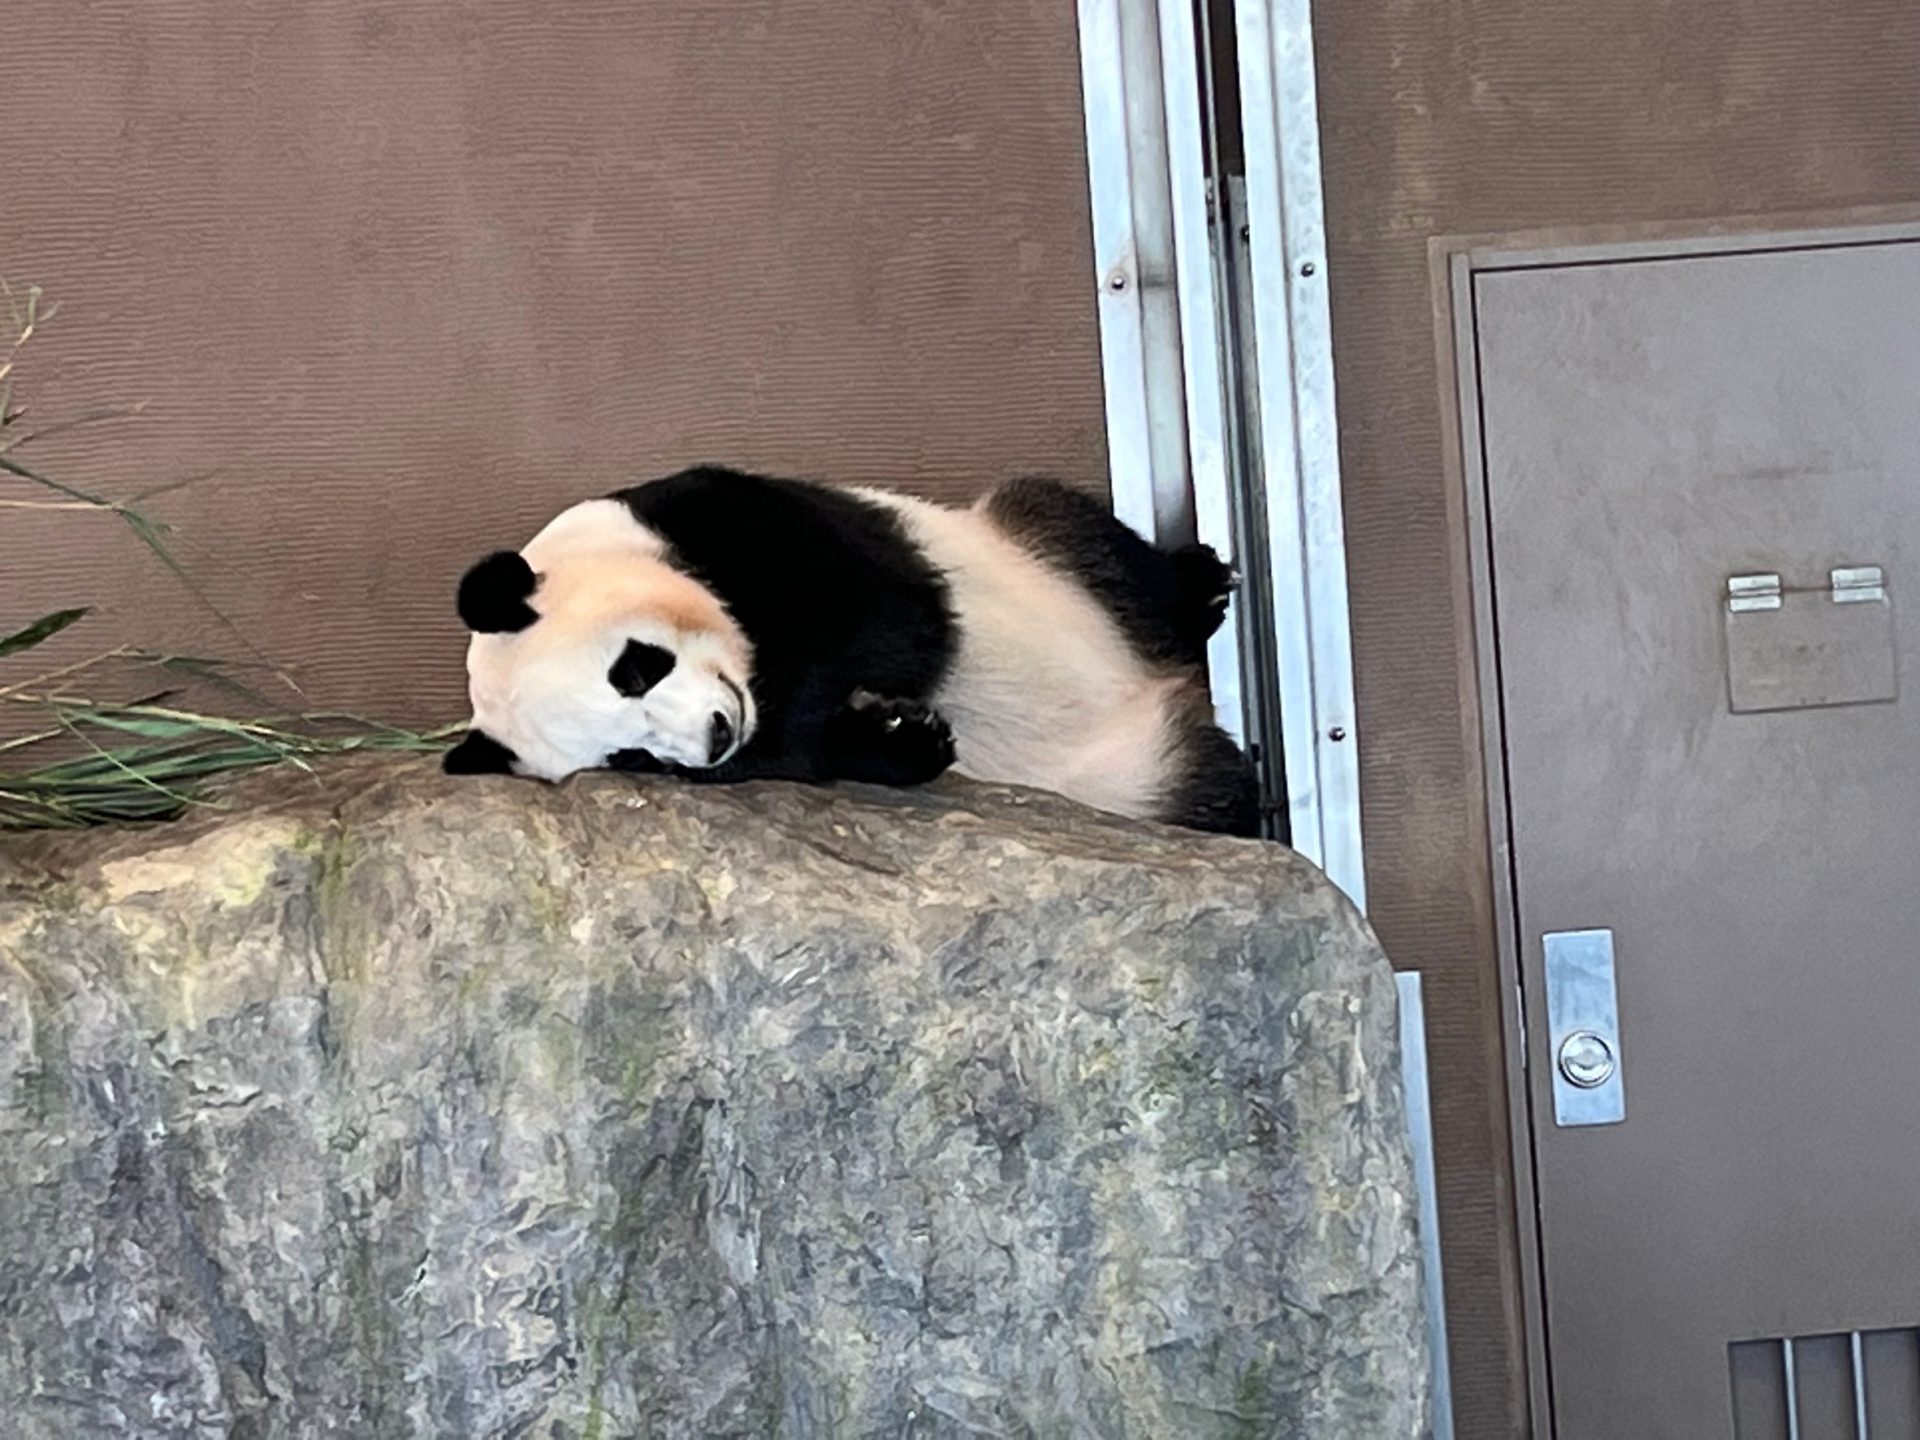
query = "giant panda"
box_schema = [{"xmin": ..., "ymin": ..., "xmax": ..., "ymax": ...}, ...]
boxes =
[{"xmin": 444, "ymin": 465, "xmax": 1260, "ymax": 837}]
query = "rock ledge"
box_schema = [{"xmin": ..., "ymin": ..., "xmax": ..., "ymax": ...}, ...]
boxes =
[{"xmin": 0, "ymin": 760, "xmax": 1426, "ymax": 1438}]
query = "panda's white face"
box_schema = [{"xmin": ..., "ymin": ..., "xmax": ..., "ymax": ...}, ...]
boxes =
[
  {"xmin": 465, "ymin": 613, "xmax": 754, "ymax": 781},
  {"xmin": 450, "ymin": 500, "xmax": 756, "ymax": 782}
]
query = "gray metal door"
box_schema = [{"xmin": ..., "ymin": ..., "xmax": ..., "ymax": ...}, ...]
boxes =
[{"xmin": 1470, "ymin": 234, "xmax": 1920, "ymax": 1439}]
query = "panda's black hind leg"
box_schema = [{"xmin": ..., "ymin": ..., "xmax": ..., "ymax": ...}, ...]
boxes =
[
  {"xmin": 982, "ymin": 475, "xmax": 1233, "ymax": 668},
  {"xmin": 1165, "ymin": 718, "xmax": 1263, "ymax": 838}
]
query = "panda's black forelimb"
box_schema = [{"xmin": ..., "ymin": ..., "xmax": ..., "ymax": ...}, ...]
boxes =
[
  {"xmin": 822, "ymin": 691, "xmax": 956, "ymax": 786},
  {"xmin": 609, "ymin": 688, "xmax": 954, "ymax": 789}
]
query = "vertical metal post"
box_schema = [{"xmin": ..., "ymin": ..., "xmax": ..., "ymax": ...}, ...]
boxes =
[
  {"xmin": 1231, "ymin": 0, "xmax": 1364, "ymax": 906},
  {"xmin": 1075, "ymin": 0, "xmax": 1195, "ymax": 548},
  {"xmin": 1151, "ymin": 0, "xmax": 1249, "ymax": 746},
  {"xmin": 1850, "ymin": 1330, "xmax": 1869, "ymax": 1440},
  {"xmin": 1398, "ymin": 971, "xmax": 1455, "ymax": 1440},
  {"xmin": 1075, "ymin": 0, "xmax": 1249, "ymax": 744},
  {"xmin": 1219, "ymin": 173, "xmax": 1289, "ymax": 826},
  {"xmin": 1783, "ymin": 1337, "xmax": 1803, "ymax": 1440}
]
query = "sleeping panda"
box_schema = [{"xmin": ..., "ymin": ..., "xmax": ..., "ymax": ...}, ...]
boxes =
[{"xmin": 444, "ymin": 466, "xmax": 1260, "ymax": 837}]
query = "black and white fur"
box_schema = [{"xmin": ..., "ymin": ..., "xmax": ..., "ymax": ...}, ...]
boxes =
[{"xmin": 446, "ymin": 466, "xmax": 1260, "ymax": 836}]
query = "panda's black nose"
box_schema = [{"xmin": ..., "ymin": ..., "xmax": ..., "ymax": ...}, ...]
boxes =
[{"xmin": 708, "ymin": 711, "xmax": 735, "ymax": 765}]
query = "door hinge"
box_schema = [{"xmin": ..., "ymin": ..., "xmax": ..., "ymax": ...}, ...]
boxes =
[
  {"xmin": 1727, "ymin": 564, "xmax": 1887, "ymax": 609},
  {"xmin": 1831, "ymin": 564, "xmax": 1886, "ymax": 603},
  {"xmin": 1726, "ymin": 573, "xmax": 1783, "ymax": 612}
]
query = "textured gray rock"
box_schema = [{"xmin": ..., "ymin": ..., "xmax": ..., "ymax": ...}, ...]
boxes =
[{"xmin": 0, "ymin": 759, "xmax": 1427, "ymax": 1438}]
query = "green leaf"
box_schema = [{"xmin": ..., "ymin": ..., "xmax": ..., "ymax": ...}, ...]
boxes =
[
  {"xmin": 134, "ymin": 652, "xmax": 281, "ymax": 711},
  {"xmin": 67, "ymin": 712, "xmax": 211, "ymax": 741},
  {"xmin": 0, "ymin": 607, "xmax": 88, "ymax": 658},
  {"xmin": 0, "ymin": 690, "xmax": 456, "ymax": 833},
  {"xmin": 0, "ymin": 449, "xmax": 110, "ymax": 506}
]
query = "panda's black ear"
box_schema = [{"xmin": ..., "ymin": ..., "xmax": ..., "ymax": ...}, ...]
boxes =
[
  {"xmin": 608, "ymin": 639, "xmax": 678, "ymax": 697},
  {"xmin": 457, "ymin": 551, "xmax": 540, "ymax": 634},
  {"xmin": 443, "ymin": 729, "xmax": 518, "ymax": 775}
]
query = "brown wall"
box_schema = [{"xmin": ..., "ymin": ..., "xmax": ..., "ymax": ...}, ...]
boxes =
[
  {"xmin": 2, "ymin": 0, "xmax": 1106, "ymax": 723},
  {"xmin": 1311, "ymin": 0, "xmax": 1920, "ymax": 1431}
]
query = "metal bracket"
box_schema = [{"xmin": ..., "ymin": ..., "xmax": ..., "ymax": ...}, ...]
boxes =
[
  {"xmin": 1724, "ymin": 563, "xmax": 1896, "ymax": 713},
  {"xmin": 1830, "ymin": 564, "xmax": 1885, "ymax": 603},
  {"xmin": 1727, "ymin": 573, "xmax": 1782, "ymax": 612}
]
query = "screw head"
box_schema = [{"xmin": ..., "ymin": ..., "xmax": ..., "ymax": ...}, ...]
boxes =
[
  {"xmin": 1108, "ymin": 271, "xmax": 1128, "ymax": 292},
  {"xmin": 1327, "ymin": 726, "xmax": 1347, "ymax": 742},
  {"xmin": 1299, "ymin": 260, "xmax": 1317, "ymax": 278}
]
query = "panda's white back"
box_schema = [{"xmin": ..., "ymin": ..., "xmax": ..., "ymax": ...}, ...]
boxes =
[{"xmin": 858, "ymin": 489, "xmax": 1184, "ymax": 823}]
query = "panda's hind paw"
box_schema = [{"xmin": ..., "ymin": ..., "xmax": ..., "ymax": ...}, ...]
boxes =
[{"xmin": 1170, "ymin": 542, "xmax": 1237, "ymax": 646}]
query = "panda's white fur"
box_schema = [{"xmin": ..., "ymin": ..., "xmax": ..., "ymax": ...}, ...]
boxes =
[
  {"xmin": 857, "ymin": 488, "xmax": 1187, "ymax": 823},
  {"xmin": 446, "ymin": 467, "xmax": 1258, "ymax": 836}
]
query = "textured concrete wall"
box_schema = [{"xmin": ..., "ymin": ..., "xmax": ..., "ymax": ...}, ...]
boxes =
[{"xmin": 1, "ymin": 0, "xmax": 1107, "ymax": 726}]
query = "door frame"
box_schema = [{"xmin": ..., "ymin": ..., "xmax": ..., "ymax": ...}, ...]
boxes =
[{"xmin": 1439, "ymin": 205, "xmax": 1920, "ymax": 1439}]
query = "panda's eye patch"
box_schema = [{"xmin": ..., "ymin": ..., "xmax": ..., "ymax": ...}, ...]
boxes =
[{"xmin": 608, "ymin": 639, "xmax": 678, "ymax": 697}]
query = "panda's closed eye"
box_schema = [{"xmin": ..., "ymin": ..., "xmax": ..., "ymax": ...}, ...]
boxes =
[{"xmin": 608, "ymin": 639, "xmax": 678, "ymax": 697}]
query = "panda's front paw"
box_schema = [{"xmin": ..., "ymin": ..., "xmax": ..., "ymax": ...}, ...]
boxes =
[
  {"xmin": 829, "ymin": 691, "xmax": 956, "ymax": 787},
  {"xmin": 605, "ymin": 747, "xmax": 673, "ymax": 775}
]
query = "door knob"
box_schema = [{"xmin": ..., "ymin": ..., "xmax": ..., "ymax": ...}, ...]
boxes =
[{"xmin": 1557, "ymin": 1030, "xmax": 1616, "ymax": 1089}]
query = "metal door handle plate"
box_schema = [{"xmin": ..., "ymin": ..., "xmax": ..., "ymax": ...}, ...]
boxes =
[{"xmin": 1543, "ymin": 929, "xmax": 1627, "ymax": 1127}]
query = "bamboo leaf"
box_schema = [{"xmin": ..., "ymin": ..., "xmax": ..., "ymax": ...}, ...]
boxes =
[
  {"xmin": 54, "ymin": 714, "xmax": 203, "ymax": 806},
  {"xmin": 0, "ymin": 287, "xmax": 446, "ymax": 832},
  {"xmin": 0, "ymin": 607, "xmax": 89, "ymax": 659},
  {"xmin": 1, "ymin": 696, "xmax": 454, "ymax": 832},
  {"xmin": 0, "ymin": 449, "xmax": 112, "ymax": 507},
  {"xmin": 0, "ymin": 403, "xmax": 146, "ymax": 455},
  {"xmin": 132, "ymin": 652, "xmax": 281, "ymax": 711},
  {"xmin": 65, "ymin": 713, "xmax": 211, "ymax": 741},
  {"xmin": 116, "ymin": 508, "xmax": 295, "ymax": 687}
]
